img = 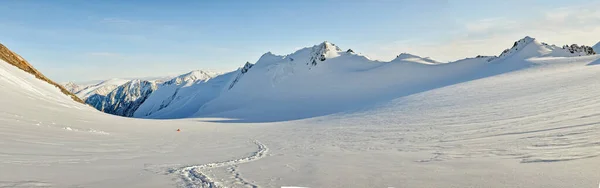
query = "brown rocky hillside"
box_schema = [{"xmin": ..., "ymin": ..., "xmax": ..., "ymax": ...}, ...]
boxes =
[{"xmin": 0, "ymin": 43, "xmax": 84, "ymax": 104}]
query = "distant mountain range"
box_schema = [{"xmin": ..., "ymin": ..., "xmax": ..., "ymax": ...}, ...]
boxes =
[{"xmin": 60, "ymin": 36, "xmax": 597, "ymax": 120}]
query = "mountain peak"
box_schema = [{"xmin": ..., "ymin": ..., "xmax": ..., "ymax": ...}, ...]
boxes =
[
  {"xmin": 593, "ymin": 42, "xmax": 600, "ymax": 52},
  {"xmin": 182, "ymin": 70, "xmax": 214, "ymax": 79},
  {"xmin": 391, "ymin": 53, "xmax": 441, "ymax": 64},
  {"xmin": 495, "ymin": 36, "xmax": 540, "ymax": 59},
  {"xmin": 63, "ymin": 81, "xmax": 78, "ymax": 86},
  {"xmin": 165, "ymin": 70, "xmax": 215, "ymax": 86},
  {"xmin": 521, "ymin": 36, "xmax": 535, "ymax": 43},
  {"xmin": 316, "ymin": 41, "xmax": 342, "ymax": 53},
  {"xmin": 63, "ymin": 82, "xmax": 82, "ymax": 93},
  {"xmin": 303, "ymin": 41, "xmax": 343, "ymax": 66},
  {"xmin": 255, "ymin": 51, "xmax": 285, "ymax": 66},
  {"xmin": 394, "ymin": 53, "xmax": 422, "ymax": 60},
  {"xmin": 514, "ymin": 36, "xmax": 536, "ymax": 48}
]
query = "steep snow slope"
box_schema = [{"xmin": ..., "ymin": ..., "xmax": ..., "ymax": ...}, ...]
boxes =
[
  {"xmin": 593, "ymin": 41, "xmax": 600, "ymax": 53},
  {"xmin": 0, "ymin": 60, "xmax": 88, "ymax": 110},
  {"xmin": 133, "ymin": 64, "xmax": 253, "ymax": 118},
  {"xmin": 0, "ymin": 43, "xmax": 83, "ymax": 103}
]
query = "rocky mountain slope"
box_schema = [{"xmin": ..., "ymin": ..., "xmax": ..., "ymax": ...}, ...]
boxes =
[
  {"xmin": 0, "ymin": 43, "xmax": 84, "ymax": 103},
  {"xmin": 132, "ymin": 70, "xmax": 219, "ymax": 118},
  {"xmin": 71, "ymin": 79, "xmax": 130, "ymax": 100},
  {"xmin": 65, "ymin": 71, "xmax": 219, "ymax": 117},
  {"xmin": 85, "ymin": 80, "xmax": 158, "ymax": 117}
]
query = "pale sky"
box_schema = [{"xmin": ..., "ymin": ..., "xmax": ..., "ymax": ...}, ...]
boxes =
[{"xmin": 0, "ymin": 0, "xmax": 599, "ymax": 82}]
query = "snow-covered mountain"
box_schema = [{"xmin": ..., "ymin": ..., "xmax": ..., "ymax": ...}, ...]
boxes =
[
  {"xmin": 85, "ymin": 79, "xmax": 158, "ymax": 117},
  {"xmin": 189, "ymin": 37, "xmax": 596, "ymax": 121},
  {"xmin": 162, "ymin": 70, "xmax": 217, "ymax": 86},
  {"xmin": 64, "ymin": 76, "xmax": 176, "ymax": 101},
  {"xmin": 69, "ymin": 37, "xmax": 598, "ymax": 121},
  {"xmin": 132, "ymin": 70, "xmax": 220, "ymax": 118},
  {"xmin": 192, "ymin": 41, "xmax": 502, "ymax": 121},
  {"xmin": 63, "ymin": 70, "xmax": 220, "ymax": 117},
  {"xmin": 491, "ymin": 36, "xmax": 595, "ymax": 61},
  {"xmin": 62, "ymin": 81, "xmax": 83, "ymax": 94},
  {"xmin": 72, "ymin": 78, "xmax": 130, "ymax": 100}
]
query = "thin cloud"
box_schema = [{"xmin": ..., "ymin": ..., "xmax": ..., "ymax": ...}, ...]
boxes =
[
  {"xmin": 365, "ymin": 3, "xmax": 600, "ymax": 62},
  {"xmin": 99, "ymin": 17, "xmax": 183, "ymax": 33},
  {"xmin": 464, "ymin": 18, "xmax": 518, "ymax": 34},
  {"xmin": 86, "ymin": 52, "xmax": 122, "ymax": 57},
  {"xmin": 101, "ymin": 18, "xmax": 135, "ymax": 25}
]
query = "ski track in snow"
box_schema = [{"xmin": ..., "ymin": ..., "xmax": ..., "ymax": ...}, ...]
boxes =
[
  {"xmin": 226, "ymin": 165, "xmax": 258, "ymax": 188},
  {"xmin": 177, "ymin": 140, "xmax": 268, "ymax": 188},
  {"xmin": 0, "ymin": 181, "xmax": 52, "ymax": 188}
]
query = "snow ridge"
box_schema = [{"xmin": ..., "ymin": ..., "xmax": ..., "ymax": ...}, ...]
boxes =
[
  {"xmin": 391, "ymin": 53, "xmax": 442, "ymax": 64},
  {"xmin": 228, "ymin": 62, "xmax": 254, "ymax": 90}
]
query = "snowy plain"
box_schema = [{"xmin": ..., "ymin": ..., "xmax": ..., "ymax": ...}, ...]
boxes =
[{"xmin": 1, "ymin": 38, "xmax": 600, "ymax": 188}]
